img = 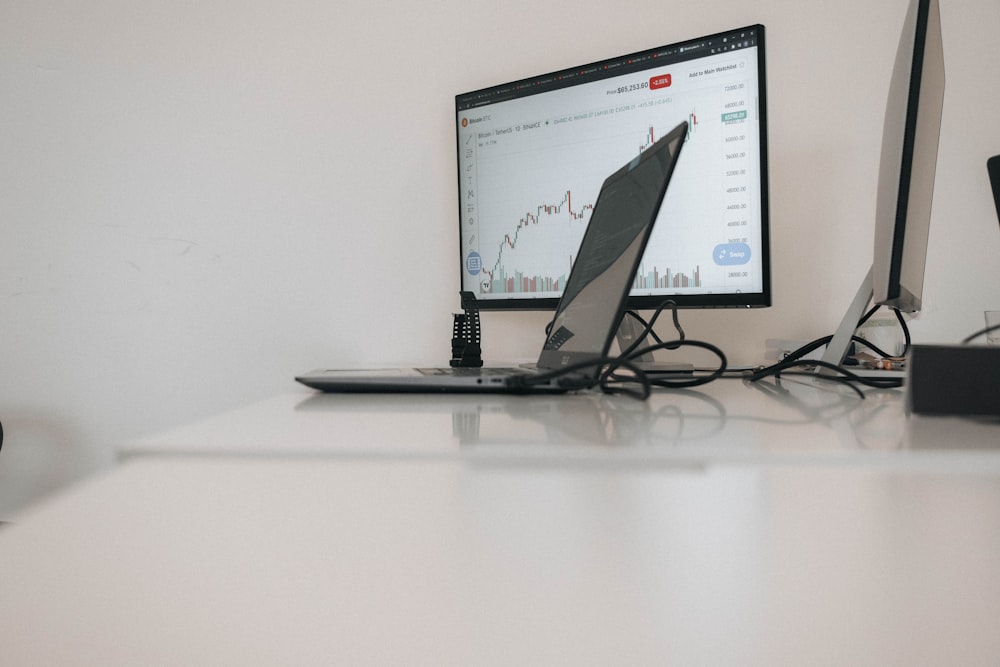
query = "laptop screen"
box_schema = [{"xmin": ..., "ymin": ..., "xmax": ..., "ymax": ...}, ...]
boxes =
[
  {"xmin": 538, "ymin": 124, "xmax": 686, "ymax": 371},
  {"xmin": 456, "ymin": 25, "xmax": 769, "ymax": 310}
]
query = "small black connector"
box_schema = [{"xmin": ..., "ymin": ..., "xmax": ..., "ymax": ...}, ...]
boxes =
[{"xmin": 450, "ymin": 291, "xmax": 484, "ymax": 368}]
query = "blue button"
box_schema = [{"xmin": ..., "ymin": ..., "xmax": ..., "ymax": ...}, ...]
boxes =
[
  {"xmin": 466, "ymin": 251, "xmax": 482, "ymax": 275},
  {"xmin": 713, "ymin": 243, "xmax": 751, "ymax": 266}
]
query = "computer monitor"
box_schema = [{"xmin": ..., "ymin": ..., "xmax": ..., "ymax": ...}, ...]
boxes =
[
  {"xmin": 988, "ymin": 155, "xmax": 1000, "ymax": 225},
  {"xmin": 820, "ymin": 0, "xmax": 945, "ymax": 369},
  {"xmin": 456, "ymin": 25, "xmax": 770, "ymax": 312}
]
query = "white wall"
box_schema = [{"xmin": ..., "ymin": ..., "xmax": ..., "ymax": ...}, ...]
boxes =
[{"xmin": 2, "ymin": 0, "xmax": 999, "ymax": 514}]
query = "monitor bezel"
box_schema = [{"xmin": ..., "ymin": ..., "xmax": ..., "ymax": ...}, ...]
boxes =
[
  {"xmin": 818, "ymin": 0, "xmax": 945, "ymax": 371},
  {"xmin": 455, "ymin": 25, "xmax": 771, "ymax": 311},
  {"xmin": 872, "ymin": 0, "xmax": 944, "ymax": 313}
]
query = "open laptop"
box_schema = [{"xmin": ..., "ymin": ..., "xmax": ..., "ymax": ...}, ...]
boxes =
[{"xmin": 296, "ymin": 119, "xmax": 688, "ymax": 394}]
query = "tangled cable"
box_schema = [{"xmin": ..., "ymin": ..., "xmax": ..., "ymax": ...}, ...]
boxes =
[{"xmin": 523, "ymin": 300, "xmax": 728, "ymax": 399}]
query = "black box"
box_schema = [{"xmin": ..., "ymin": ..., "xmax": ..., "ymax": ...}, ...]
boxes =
[{"xmin": 907, "ymin": 344, "xmax": 1000, "ymax": 417}]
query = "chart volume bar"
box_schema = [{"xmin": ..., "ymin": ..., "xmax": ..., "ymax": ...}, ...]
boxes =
[
  {"xmin": 483, "ymin": 266, "xmax": 570, "ymax": 294},
  {"xmin": 634, "ymin": 265, "xmax": 702, "ymax": 289}
]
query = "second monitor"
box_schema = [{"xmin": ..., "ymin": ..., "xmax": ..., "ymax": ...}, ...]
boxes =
[{"xmin": 456, "ymin": 25, "xmax": 770, "ymax": 312}]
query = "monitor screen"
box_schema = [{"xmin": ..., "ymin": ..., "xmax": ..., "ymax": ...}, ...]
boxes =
[{"xmin": 456, "ymin": 25, "xmax": 770, "ymax": 310}]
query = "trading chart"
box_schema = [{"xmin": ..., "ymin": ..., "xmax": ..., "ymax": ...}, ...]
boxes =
[{"xmin": 458, "ymin": 44, "xmax": 764, "ymax": 302}]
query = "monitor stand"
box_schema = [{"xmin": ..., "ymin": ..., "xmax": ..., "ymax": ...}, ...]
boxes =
[
  {"xmin": 819, "ymin": 266, "xmax": 874, "ymax": 374},
  {"xmin": 615, "ymin": 315, "xmax": 693, "ymax": 374},
  {"xmin": 817, "ymin": 265, "xmax": 904, "ymax": 379}
]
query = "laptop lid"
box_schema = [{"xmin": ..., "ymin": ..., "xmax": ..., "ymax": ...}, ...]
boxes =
[{"xmin": 536, "ymin": 120, "xmax": 688, "ymax": 374}]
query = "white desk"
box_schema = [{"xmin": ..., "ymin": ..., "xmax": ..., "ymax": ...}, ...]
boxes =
[
  {"xmin": 123, "ymin": 377, "xmax": 1000, "ymax": 465},
  {"xmin": 2, "ymin": 378, "xmax": 1000, "ymax": 665}
]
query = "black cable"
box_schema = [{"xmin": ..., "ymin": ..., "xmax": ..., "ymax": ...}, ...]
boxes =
[
  {"xmin": 748, "ymin": 345, "xmax": 904, "ymax": 387},
  {"xmin": 599, "ymin": 358, "xmax": 653, "ymax": 400},
  {"xmin": 747, "ymin": 305, "xmax": 910, "ymax": 391},
  {"xmin": 623, "ymin": 310, "xmax": 664, "ymax": 345},
  {"xmin": 619, "ymin": 300, "xmax": 684, "ymax": 361},
  {"xmin": 523, "ymin": 299, "xmax": 729, "ymax": 399},
  {"xmin": 893, "ymin": 307, "xmax": 912, "ymax": 355},
  {"xmin": 749, "ymin": 354, "xmax": 903, "ymax": 392},
  {"xmin": 533, "ymin": 301, "xmax": 918, "ymax": 398},
  {"xmin": 664, "ymin": 303, "xmax": 685, "ymax": 341},
  {"xmin": 514, "ymin": 356, "xmax": 653, "ymax": 399},
  {"xmin": 614, "ymin": 300, "xmax": 726, "ymax": 388},
  {"xmin": 857, "ymin": 304, "xmax": 882, "ymax": 328},
  {"xmin": 853, "ymin": 336, "xmax": 900, "ymax": 361},
  {"xmin": 623, "ymin": 339, "xmax": 728, "ymax": 388},
  {"xmin": 961, "ymin": 323, "xmax": 1000, "ymax": 345}
]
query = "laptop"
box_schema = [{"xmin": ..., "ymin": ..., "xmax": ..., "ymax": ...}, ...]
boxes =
[{"xmin": 296, "ymin": 119, "xmax": 688, "ymax": 394}]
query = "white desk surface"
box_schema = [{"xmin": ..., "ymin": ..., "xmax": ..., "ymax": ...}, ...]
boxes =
[
  {"xmin": 121, "ymin": 377, "xmax": 1000, "ymax": 467},
  {"xmin": 2, "ymin": 378, "xmax": 1000, "ymax": 665}
]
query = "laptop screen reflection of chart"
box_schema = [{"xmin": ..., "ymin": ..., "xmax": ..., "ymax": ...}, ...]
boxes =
[
  {"xmin": 543, "ymin": 132, "xmax": 685, "ymax": 358},
  {"xmin": 456, "ymin": 25, "xmax": 770, "ymax": 311}
]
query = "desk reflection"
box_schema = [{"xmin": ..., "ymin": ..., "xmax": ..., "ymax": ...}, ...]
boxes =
[
  {"xmin": 292, "ymin": 378, "xmax": 913, "ymax": 460},
  {"xmin": 125, "ymin": 380, "xmax": 999, "ymax": 464}
]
